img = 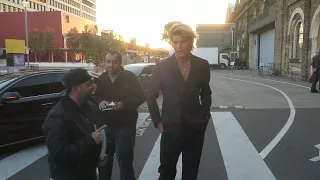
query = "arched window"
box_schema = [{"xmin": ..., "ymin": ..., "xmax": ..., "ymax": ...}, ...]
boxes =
[
  {"xmin": 237, "ymin": 40, "xmax": 240, "ymax": 51},
  {"xmin": 294, "ymin": 22, "xmax": 303, "ymax": 61}
]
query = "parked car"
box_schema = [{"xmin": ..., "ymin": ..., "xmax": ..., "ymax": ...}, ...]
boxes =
[
  {"xmin": 123, "ymin": 63, "xmax": 156, "ymax": 95},
  {"xmin": 0, "ymin": 70, "xmax": 99, "ymax": 148}
]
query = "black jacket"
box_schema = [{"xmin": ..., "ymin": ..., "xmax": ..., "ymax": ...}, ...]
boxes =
[
  {"xmin": 312, "ymin": 53, "xmax": 320, "ymax": 70},
  {"xmin": 95, "ymin": 68, "xmax": 145, "ymax": 130},
  {"xmin": 147, "ymin": 54, "xmax": 212, "ymax": 136},
  {"xmin": 42, "ymin": 97, "xmax": 101, "ymax": 180}
]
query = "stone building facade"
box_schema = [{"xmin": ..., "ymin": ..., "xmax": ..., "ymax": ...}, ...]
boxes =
[{"xmin": 231, "ymin": 0, "xmax": 320, "ymax": 80}]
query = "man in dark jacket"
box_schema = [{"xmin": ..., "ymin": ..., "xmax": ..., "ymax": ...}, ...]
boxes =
[
  {"xmin": 42, "ymin": 68, "xmax": 105, "ymax": 180},
  {"xmin": 147, "ymin": 23, "xmax": 212, "ymax": 180},
  {"xmin": 95, "ymin": 50, "xmax": 145, "ymax": 180},
  {"xmin": 311, "ymin": 50, "xmax": 320, "ymax": 93}
]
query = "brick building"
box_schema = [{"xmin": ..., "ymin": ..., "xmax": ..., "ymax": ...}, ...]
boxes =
[
  {"xmin": 0, "ymin": 11, "xmax": 95, "ymax": 62},
  {"xmin": 0, "ymin": 0, "xmax": 96, "ymax": 22},
  {"xmin": 231, "ymin": 0, "xmax": 320, "ymax": 80}
]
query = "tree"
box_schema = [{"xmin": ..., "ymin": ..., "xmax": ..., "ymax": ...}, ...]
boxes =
[
  {"xmin": 29, "ymin": 27, "xmax": 60, "ymax": 62},
  {"xmin": 29, "ymin": 29, "xmax": 42, "ymax": 62},
  {"xmin": 66, "ymin": 27, "xmax": 81, "ymax": 62},
  {"xmin": 66, "ymin": 27, "xmax": 80, "ymax": 49},
  {"xmin": 65, "ymin": 25, "xmax": 128, "ymax": 66},
  {"xmin": 161, "ymin": 21, "xmax": 182, "ymax": 43},
  {"xmin": 80, "ymin": 24, "xmax": 110, "ymax": 66},
  {"xmin": 43, "ymin": 27, "xmax": 60, "ymax": 62}
]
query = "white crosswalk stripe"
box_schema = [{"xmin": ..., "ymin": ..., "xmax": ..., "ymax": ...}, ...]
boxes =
[
  {"xmin": 0, "ymin": 113, "xmax": 150, "ymax": 180},
  {"xmin": 211, "ymin": 112, "xmax": 276, "ymax": 180},
  {"xmin": 1, "ymin": 112, "xmax": 276, "ymax": 180},
  {"xmin": 138, "ymin": 135, "xmax": 182, "ymax": 180}
]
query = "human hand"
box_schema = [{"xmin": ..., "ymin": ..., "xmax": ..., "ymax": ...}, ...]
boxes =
[
  {"xmin": 115, "ymin": 102, "xmax": 123, "ymax": 111},
  {"xmin": 157, "ymin": 123, "xmax": 164, "ymax": 134},
  {"xmin": 91, "ymin": 125, "xmax": 105, "ymax": 144},
  {"xmin": 99, "ymin": 100, "xmax": 110, "ymax": 110}
]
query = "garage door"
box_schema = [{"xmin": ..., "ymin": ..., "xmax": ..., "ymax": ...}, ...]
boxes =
[{"xmin": 259, "ymin": 29, "xmax": 275, "ymax": 67}]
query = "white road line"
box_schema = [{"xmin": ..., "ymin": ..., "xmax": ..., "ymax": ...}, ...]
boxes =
[
  {"xmin": 215, "ymin": 75, "xmax": 296, "ymax": 159},
  {"xmin": 212, "ymin": 72, "xmax": 309, "ymax": 89},
  {"xmin": 136, "ymin": 112, "xmax": 150, "ymax": 129},
  {"xmin": 0, "ymin": 112, "xmax": 150, "ymax": 179},
  {"xmin": 219, "ymin": 106, "xmax": 228, "ymax": 109},
  {"xmin": 235, "ymin": 105, "xmax": 245, "ymax": 109},
  {"xmin": 138, "ymin": 135, "xmax": 182, "ymax": 180},
  {"xmin": 0, "ymin": 144, "xmax": 48, "ymax": 180},
  {"xmin": 211, "ymin": 112, "xmax": 276, "ymax": 180}
]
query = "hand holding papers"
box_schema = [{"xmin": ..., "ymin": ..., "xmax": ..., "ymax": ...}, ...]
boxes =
[{"xmin": 99, "ymin": 101, "xmax": 117, "ymax": 111}]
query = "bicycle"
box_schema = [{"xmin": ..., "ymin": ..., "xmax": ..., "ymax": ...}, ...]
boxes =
[
  {"xmin": 267, "ymin": 63, "xmax": 278, "ymax": 77},
  {"xmin": 258, "ymin": 63, "xmax": 264, "ymax": 76}
]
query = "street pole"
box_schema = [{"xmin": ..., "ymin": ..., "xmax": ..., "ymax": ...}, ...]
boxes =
[{"xmin": 24, "ymin": 6, "xmax": 30, "ymax": 71}]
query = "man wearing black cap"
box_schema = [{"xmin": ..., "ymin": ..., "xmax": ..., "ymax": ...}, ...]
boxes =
[
  {"xmin": 42, "ymin": 68, "xmax": 105, "ymax": 180},
  {"xmin": 95, "ymin": 50, "xmax": 145, "ymax": 180}
]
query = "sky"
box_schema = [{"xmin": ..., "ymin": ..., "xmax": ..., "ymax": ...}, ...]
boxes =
[{"xmin": 96, "ymin": 0, "xmax": 236, "ymax": 49}]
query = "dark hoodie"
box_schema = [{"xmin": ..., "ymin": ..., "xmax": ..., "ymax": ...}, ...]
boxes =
[
  {"xmin": 42, "ymin": 97, "xmax": 101, "ymax": 180},
  {"xmin": 95, "ymin": 67, "xmax": 145, "ymax": 130}
]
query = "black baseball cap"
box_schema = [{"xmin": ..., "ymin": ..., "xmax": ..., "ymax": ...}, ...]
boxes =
[{"xmin": 62, "ymin": 68, "xmax": 92, "ymax": 90}]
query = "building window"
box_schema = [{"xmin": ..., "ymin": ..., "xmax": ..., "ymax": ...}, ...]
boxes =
[
  {"xmin": 295, "ymin": 22, "xmax": 303, "ymax": 61},
  {"xmin": 65, "ymin": 15, "xmax": 70, "ymax": 23}
]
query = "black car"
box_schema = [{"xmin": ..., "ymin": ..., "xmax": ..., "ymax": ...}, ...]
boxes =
[
  {"xmin": 123, "ymin": 63, "xmax": 155, "ymax": 95},
  {"xmin": 0, "ymin": 70, "xmax": 99, "ymax": 148}
]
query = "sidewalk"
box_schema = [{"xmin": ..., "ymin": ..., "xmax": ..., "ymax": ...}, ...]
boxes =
[{"xmin": 211, "ymin": 69, "xmax": 311, "ymax": 88}]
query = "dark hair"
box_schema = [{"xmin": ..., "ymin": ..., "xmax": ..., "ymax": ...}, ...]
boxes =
[{"xmin": 105, "ymin": 50, "xmax": 122, "ymax": 64}]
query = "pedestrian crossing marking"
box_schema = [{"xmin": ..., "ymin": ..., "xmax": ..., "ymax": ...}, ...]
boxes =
[
  {"xmin": 211, "ymin": 112, "xmax": 276, "ymax": 180},
  {"xmin": 2, "ymin": 111, "xmax": 278, "ymax": 180},
  {"xmin": 138, "ymin": 135, "xmax": 182, "ymax": 180},
  {"xmin": 309, "ymin": 143, "xmax": 320, "ymax": 162},
  {"xmin": 0, "ymin": 144, "xmax": 48, "ymax": 180}
]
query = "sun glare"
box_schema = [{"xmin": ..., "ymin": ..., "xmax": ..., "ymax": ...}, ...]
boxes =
[{"xmin": 96, "ymin": 0, "xmax": 236, "ymax": 49}]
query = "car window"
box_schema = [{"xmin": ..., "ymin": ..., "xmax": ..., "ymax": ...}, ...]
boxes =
[
  {"xmin": 0, "ymin": 74, "xmax": 22, "ymax": 90},
  {"xmin": 48, "ymin": 72, "xmax": 98, "ymax": 94},
  {"xmin": 222, "ymin": 55, "xmax": 229, "ymax": 59},
  {"xmin": 49, "ymin": 72, "xmax": 66, "ymax": 94},
  {"xmin": 0, "ymin": 77, "xmax": 18, "ymax": 90},
  {"xmin": 123, "ymin": 65, "xmax": 143, "ymax": 76},
  {"xmin": 6, "ymin": 74, "xmax": 51, "ymax": 98},
  {"xmin": 141, "ymin": 65, "xmax": 154, "ymax": 75}
]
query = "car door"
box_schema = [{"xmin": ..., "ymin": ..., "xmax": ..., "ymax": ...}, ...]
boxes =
[
  {"xmin": 0, "ymin": 74, "xmax": 52, "ymax": 147},
  {"xmin": 139, "ymin": 65, "xmax": 155, "ymax": 95}
]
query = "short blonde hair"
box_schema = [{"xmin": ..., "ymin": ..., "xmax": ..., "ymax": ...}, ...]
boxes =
[{"xmin": 169, "ymin": 23, "xmax": 197, "ymax": 45}]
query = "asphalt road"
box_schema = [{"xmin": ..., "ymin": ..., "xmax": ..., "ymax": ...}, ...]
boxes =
[{"xmin": 1, "ymin": 70, "xmax": 320, "ymax": 180}]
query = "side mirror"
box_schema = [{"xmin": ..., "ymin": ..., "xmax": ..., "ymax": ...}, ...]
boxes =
[{"xmin": 0, "ymin": 92, "xmax": 21, "ymax": 102}]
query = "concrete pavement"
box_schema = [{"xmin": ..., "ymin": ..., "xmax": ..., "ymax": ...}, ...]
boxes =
[{"xmin": 2, "ymin": 70, "xmax": 320, "ymax": 180}]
